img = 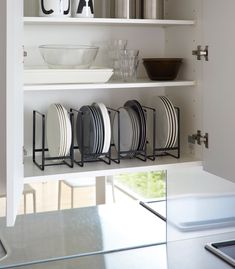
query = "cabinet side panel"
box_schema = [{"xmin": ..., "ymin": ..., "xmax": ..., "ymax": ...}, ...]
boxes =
[
  {"xmin": 6, "ymin": 0, "xmax": 24, "ymax": 226},
  {"xmin": 202, "ymin": 0, "xmax": 235, "ymax": 182},
  {"xmin": 0, "ymin": 2, "xmax": 7, "ymax": 196}
]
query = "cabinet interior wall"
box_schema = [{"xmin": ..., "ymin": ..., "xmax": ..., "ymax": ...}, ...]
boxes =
[
  {"xmin": 24, "ymin": 25, "xmax": 165, "ymax": 74},
  {"xmin": 23, "ymin": 0, "xmax": 200, "ymax": 165},
  {"xmin": 24, "ymin": 0, "xmax": 116, "ymax": 18},
  {"xmin": 164, "ymin": 0, "xmax": 199, "ymax": 20},
  {"xmin": 23, "ymin": 24, "xmax": 166, "ymax": 155},
  {"xmin": 24, "ymin": 87, "xmax": 165, "ymax": 156}
]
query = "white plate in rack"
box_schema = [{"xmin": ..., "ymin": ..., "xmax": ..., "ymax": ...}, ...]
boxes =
[
  {"xmin": 24, "ymin": 66, "xmax": 113, "ymax": 84},
  {"xmin": 94, "ymin": 103, "xmax": 111, "ymax": 154},
  {"xmin": 59, "ymin": 104, "xmax": 72, "ymax": 156},
  {"xmin": 46, "ymin": 104, "xmax": 63, "ymax": 158},
  {"xmin": 152, "ymin": 96, "xmax": 171, "ymax": 149},
  {"xmin": 160, "ymin": 96, "xmax": 178, "ymax": 148}
]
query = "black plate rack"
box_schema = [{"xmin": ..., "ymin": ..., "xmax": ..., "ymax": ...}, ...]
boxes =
[
  {"xmin": 153, "ymin": 107, "xmax": 180, "ymax": 159},
  {"xmin": 32, "ymin": 110, "xmax": 75, "ymax": 171},
  {"xmin": 110, "ymin": 105, "xmax": 157, "ymax": 164},
  {"xmin": 71, "ymin": 107, "xmax": 115, "ymax": 167},
  {"xmin": 32, "ymin": 105, "xmax": 180, "ymax": 171}
]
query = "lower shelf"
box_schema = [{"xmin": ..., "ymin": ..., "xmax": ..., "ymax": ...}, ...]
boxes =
[{"xmin": 24, "ymin": 154, "xmax": 202, "ymax": 183}]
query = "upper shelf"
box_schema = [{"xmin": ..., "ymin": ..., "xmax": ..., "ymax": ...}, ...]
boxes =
[
  {"xmin": 24, "ymin": 79, "xmax": 196, "ymax": 91},
  {"xmin": 24, "ymin": 17, "xmax": 195, "ymax": 27}
]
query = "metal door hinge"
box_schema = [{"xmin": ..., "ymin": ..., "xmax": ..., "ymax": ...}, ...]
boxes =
[
  {"xmin": 192, "ymin": 45, "xmax": 209, "ymax": 61},
  {"xmin": 188, "ymin": 130, "xmax": 209, "ymax": 148},
  {"xmin": 23, "ymin": 147, "xmax": 27, "ymax": 164},
  {"xmin": 22, "ymin": 46, "xmax": 27, "ymax": 63}
]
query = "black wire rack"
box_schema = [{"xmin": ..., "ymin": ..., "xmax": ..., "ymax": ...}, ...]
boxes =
[
  {"xmin": 32, "ymin": 110, "xmax": 74, "ymax": 171},
  {"xmin": 32, "ymin": 105, "xmax": 180, "ymax": 171},
  {"xmin": 110, "ymin": 105, "xmax": 157, "ymax": 164},
  {"xmin": 153, "ymin": 107, "xmax": 180, "ymax": 159},
  {"xmin": 71, "ymin": 107, "xmax": 114, "ymax": 167}
]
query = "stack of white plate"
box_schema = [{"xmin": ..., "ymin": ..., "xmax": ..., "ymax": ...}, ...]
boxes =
[
  {"xmin": 153, "ymin": 96, "xmax": 178, "ymax": 149},
  {"xmin": 46, "ymin": 104, "xmax": 72, "ymax": 157},
  {"xmin": 76, "ymin": 103, "xmax": 111, "ymax": 156},
  {"xmin": 24, "ymin": 67, "xmax": 114, "ymax": 84},
  {"xmin": 113, "ymin": 100, "xmax": 146, "ymax": 158}
]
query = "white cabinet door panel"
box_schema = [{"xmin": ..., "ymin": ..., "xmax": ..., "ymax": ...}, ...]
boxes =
[
  {"xmin": 4, "ymin": 0, "xmax": 24, "ymax": 226},
  {"xmin": 203, "ymin": 0, "xmax": 235, "ymax": 182}
]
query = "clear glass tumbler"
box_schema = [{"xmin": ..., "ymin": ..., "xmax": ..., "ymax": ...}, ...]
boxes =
[
  {"xmin": 119, "ymin": 49, "xmax": 139, "ymax": 82},
  {"xmin": 108, "ymin": 39, "xmax": 128, "ymax": 79}
]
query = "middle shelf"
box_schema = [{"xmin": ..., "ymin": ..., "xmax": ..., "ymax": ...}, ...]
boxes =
[
  {"xmin": 24, "ymin": 154, "xmax": 202, "ymax": 183},
  {"xmin": 24, "ymin": 79, "xmax": 196, "ymax": 91}
]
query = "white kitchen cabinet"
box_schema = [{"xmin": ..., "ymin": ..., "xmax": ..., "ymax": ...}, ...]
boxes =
[
  {"xmin": 1, "ymin": 0, "xmax": 235, "ymax": 226},
  {"xmin": 0, "ymin": 0, "xmax": 24, "ymax": 226}
]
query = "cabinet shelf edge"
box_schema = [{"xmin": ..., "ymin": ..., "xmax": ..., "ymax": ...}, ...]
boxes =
[{"xmin": 23, "ymin": 17, "xmax": 195, "ymax": 26}]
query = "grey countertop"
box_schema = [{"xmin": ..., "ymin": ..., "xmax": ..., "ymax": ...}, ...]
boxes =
[
  {"xmin": 0, "ymin": 203, "xmax": 166, "ymax": 268},
  {"xmin": 6, "ymin": 231, "xmax": 235, "ymax": 269},
  {"xmin": 0, "ymin": 201, "xmax": 234, "ymax": 269},
  {"xmin": 167, "ymin": 231, "xmax": 235, "ymax": 269}
]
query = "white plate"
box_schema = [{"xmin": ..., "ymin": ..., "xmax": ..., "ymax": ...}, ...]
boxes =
[
  {"xmin": 24, "ymin": 66, "xmax": 113, "ymax": 84},
  {"xmin": 153, "ymin": 97, "xmax": 171, "ymax": 149},
  {"xmin": 113, "ymin": 107, "xmax": 134, "ymax": 157},
  {"xmin": 95, "ymin": 103, "xmax": 111, "ymax": 154},
  {"xmin": 59, "ymin": 104, "xmax": 72, "ymax": 156},
  {"xmin": 46, "ymin": 104, "xmax": 63, "ymax": 157},
  {"xmin": 161, "ymin": 96, "xmax": 178, "ymax": 148},
  {"xmin": 55, "ymin": 104, "xmax": 66, "ymax": 157},
  {"xmin": 159, "ymin": 96, "xmax": 175, "ymax": 149}
]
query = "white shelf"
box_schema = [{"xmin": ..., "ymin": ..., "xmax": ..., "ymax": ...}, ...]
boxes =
[
  {"xmin": 24, "ymin": 154, "xmax": 202, "ymax": 183},
  {"xmin": 24, "ymin": 17, "xmax": 195, "ymax": 27},
  {"xmin": 24, "ymin": 80, "xmax": 196, "ymax": 91}
]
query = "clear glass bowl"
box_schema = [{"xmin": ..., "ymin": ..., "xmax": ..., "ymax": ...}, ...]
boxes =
[{"xmin": 39, "ymin": 45, "xmax": 99, "ymax": 69}]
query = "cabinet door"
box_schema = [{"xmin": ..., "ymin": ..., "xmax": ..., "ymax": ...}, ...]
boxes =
[
  {"xmin": 202, "ymin": 0, "xmax": 235, "ymax": 182},
  {"xmin": 0, "ymin": 0, "xmax": 24, "ymax": 226}
]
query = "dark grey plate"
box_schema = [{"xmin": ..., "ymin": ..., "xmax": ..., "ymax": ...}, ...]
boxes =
[
  {"xmin": 88, "ymin": 106, "xmax": 99, "ymax": 154},
  {"xmin": 92, "ymin": 104, "xmax": 104, "ymax": 155},
  {"xmin": 76, "ymin": 105, "xmax": 97, "ymax": 155},
  {"xmin": 126, "ymin": 107, "xmax": 140, "ymax": 158},
  {"xmin": 124, "ymin": 100, "xmax": 146, "ymax": 151}
]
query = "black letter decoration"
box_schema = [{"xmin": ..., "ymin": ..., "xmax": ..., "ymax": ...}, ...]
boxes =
[
  {"xmin": 64, "ymin": 0, "xmax": 71, "ymax": 15},
  {"xmin": 41, "ymin": 0, "xmax": 54, "ymax": 15},
  {"xmin": 77, "ymin": 0, "xmax": 94, "ymax": 14}
]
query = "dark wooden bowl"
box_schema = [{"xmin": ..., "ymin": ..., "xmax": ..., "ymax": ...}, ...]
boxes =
[{"xmin": 143, "ymin": 58, "xmax": 183, "ymax": 81}]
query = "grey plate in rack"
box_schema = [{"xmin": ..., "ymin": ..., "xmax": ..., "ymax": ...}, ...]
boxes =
[
  {"xmin": 113, "ymin": 107, "xmax": 134, "ymax": 157},
  {"xmin": 124, "ymin": 100, "xmax": 146, "ymax": 151},
  {"xmin": 76, "ymin": 106, "xmax": 97, "ymax": 155},
  {"xmin": 91, "ymin": 104, "xmax": 104, "ymax": 155}
]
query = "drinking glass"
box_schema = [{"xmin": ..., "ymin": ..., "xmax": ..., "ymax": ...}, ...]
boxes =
[
  {"xmin": 119, "ymin": 49, "xmax": 139, "ymax": 82},
  {"xmin": 108, "ymin": 39, "xmax": 128, "ymax": 79}
]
